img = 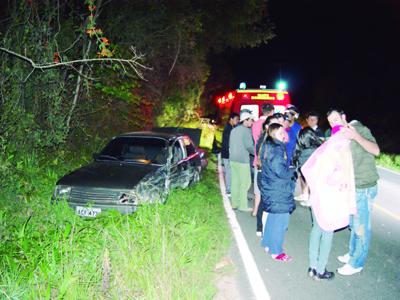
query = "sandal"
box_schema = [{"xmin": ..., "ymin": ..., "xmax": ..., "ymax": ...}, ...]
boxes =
[{"xmin": 272, "ymin": 253, "xmax": 293, "ymax": 262}]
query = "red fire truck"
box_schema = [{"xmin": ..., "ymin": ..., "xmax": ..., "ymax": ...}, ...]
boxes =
[{"xmin": 216, "ymin": 84, "xmax": 291, "ymax": 119}]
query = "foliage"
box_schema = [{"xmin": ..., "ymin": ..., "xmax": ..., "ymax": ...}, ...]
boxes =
[
  {"xmin": 376, "ymin": 153, "xmax": 400, "ymax": 172},
  {"xmin": 156, "ymin": 81, "xmax": 204, "ymax": 127},
  {"xmin": 99, "ymin": 0, "xmax": 274, "ymax": 127},
  {"xmin": 0, "ymin": 0, "xmax": 274, "ymax": 153},
  {"xmin": 0, "ymin": 151, "xmax": 229, "ymax": 299},
  {"xmin": 94, "ymin": 82, "xmax": 138, "ymax": 103},
  {"xmin": 85, "ymin": 0, "xmax": 115, "ymax": 58}
]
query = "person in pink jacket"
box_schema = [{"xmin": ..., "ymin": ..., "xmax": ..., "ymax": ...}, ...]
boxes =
[{"xmin": 301, "ymin": 125, "xmax": 356, "ymax": 280}]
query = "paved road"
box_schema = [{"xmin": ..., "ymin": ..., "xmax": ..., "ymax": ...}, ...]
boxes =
[{"xmin": 228, "ymin": 167, "xmax": 400, "ymax": 300}]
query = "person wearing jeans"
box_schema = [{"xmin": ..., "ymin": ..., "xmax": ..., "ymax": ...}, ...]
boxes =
[
  {"xmin": 309, "ymin": 212, "xmax": 334, "ymax": 278},
  {"xmin": 301, "ymin": 126, "xmax": 356, "ymax": 281},
  {"xmin": 260, "ymin": 123, "xmax": 296, "ymax": 262},
  {"xmin": 252, "ymin": 103, "xmax": 275, "ymax": 234},
  {"xmin": 261, "ymin": 213, "xmax": 290, "ymax": 255},
  {"xmin": 347, "ymin": 186, "xmax": 378, "ymax": 268},
  {"xmin": 326, "ymin": 109, "xmax": 380, "ymax": 276}
]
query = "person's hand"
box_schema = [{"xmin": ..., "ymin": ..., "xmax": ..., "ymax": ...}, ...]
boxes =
[{"xmin": 339, "ymin": 125, "xmax": 360, "ymax": 141}]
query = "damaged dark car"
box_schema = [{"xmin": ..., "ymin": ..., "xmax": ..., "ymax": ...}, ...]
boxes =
[{"xmin": 53, "ymin": 131, "xmax": 207, "ymax": 217}]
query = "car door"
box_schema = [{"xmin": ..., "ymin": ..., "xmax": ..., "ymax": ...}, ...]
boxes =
[
  {"xmin": 169, "ymin": 138, "xmax": 189, "ymax": 189},
  {"xmin": 182, "ymin": 136, "xmax": 202, "ymax": 185}
]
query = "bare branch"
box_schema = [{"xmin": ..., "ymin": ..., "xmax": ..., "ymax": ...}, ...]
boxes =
[
  {"xmin": 69, "ymin": 65, "xmax": 96, "ymax": 81},
  {"xmin": 23, "ymin": 68, "xmax": 36, "ymax": 83},
  {"xmin": 169, "ymin": 30, "xmax": 181, "ymax": 76},
  {"xmin": 0, "ymin": 46, "xmax": 151, "ymax": 79},
  {"xmin": 59, "ymin": 35, "xmax": 82, "ymax": 54},
  {"xmin": 0, "ymin": 47, "xmax": 36, "ymax": 68}
]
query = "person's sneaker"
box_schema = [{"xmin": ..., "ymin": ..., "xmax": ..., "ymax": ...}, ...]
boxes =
[
  {"xmin": 307, "ymin": 267, "xmax": 317, "ymax": 278},
  {"xmin": 337, "ymin": 253, "xmax": 350, "ymax": 264},
  {"xmin": 294, "ymin": 194, "xmax": 308, "ymax": 201},
  {"xmin": 238, "ymin": 207, "xmax": 253, "ymax": 212},
  {"xmin": 314, "ymin": 269, "xmax": 335, "ymax": 281},
  {"xmin": 271, "ymin": 253, "xmax": 292, "ymax": 262},
  {"xmin": 300, "ymin": 200, "xmax": 311, "ymax": 207},
  {"xmin": 256, "ymin": 231, "xmax": 262, "ymax": 237},
  {"xmin": 337, "ymin": 264, "xmax": 363, "ymax": 276}
]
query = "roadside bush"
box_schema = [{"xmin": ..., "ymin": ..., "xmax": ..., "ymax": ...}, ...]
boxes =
[{"xmin": 376, "ymin": 153, "xmax": 400, "ymax": 172}]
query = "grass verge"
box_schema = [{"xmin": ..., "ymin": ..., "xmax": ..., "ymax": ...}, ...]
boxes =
[
  {"xmin": 0, "ymin": 153, "xmax": 230, "ymax": 299},
  {"xmin": 376, "ymin": 153, "xmax": 400, "ymax": 172}
]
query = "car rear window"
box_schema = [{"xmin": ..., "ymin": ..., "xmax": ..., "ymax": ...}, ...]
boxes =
[{"xmin": 100, "ymin": 137, "xmax": 168, "ymax": 164}]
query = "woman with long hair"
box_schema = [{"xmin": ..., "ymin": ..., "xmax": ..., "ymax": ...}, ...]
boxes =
[
  {"xmin": 301, "ymin": 124, "xmax": 356, "ymax": 280},
  {"xmin": 260, "ymin": 123, "xmax": 296, "ymax": 262}
]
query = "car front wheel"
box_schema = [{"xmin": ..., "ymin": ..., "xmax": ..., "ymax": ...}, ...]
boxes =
[{"xmin": 190, "ymin": 168, "xmax": 201, "ymax": 186}]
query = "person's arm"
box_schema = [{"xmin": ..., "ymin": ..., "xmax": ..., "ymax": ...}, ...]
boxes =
[
  {"xmin": 245, "ymin": 130, "xmax": 255, "ymax": 154},
  {"xmin": 340, "ymin": 125, "xmax": 380, "ymax": 156},
  {"xmin": 270, "ymin": 146, "xmax": 294, "ymax": 179},
  {"xmin": 252, "ymin": 121, "xmax": 261, "ymax": 146}
]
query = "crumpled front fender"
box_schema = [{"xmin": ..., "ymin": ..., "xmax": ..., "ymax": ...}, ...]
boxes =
[{"xmin": 135, "ymin": 165, "xmax": 169, "ymax": 204}]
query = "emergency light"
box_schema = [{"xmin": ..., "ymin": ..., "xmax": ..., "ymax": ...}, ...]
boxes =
[
  {"xmin": 276, "ymin": 80, "xmax": 287, "ymax": 91},
  {"xmin": 239, "ymin": 82, "xmax": 247, "ymax": 89}
]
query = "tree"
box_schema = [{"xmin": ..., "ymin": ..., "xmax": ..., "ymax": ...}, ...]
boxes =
[
  {"xmin": 0, "ymin": 0, "xmax": 275, "ymax": 153},
  {"xmin": 0, "ymin": 0, "xmax": 148, "ymax": 150},
  {"xmin": 98, "ymin": 0, "xmax": 275, "ymax": 126}
]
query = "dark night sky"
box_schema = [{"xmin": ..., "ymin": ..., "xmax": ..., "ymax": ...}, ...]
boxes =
[{"xmin": 221, "ymin": 0, "xmax": 400, "ymax": 151}]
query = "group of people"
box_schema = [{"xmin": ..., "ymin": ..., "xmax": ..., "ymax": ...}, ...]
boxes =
[{"xmin": 221, "ymin": 104, "xmax": 380, "ymax": 281}]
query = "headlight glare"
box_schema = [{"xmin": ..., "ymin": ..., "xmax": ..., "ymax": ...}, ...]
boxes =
[{"xmin": 54, "ymin": 185, "xmax": 71, "ymax": 198}]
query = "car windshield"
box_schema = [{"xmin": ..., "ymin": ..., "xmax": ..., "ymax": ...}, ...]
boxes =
[{"xmin": 98, "ymin": 137, "xmax": 168, "ymax": 165}]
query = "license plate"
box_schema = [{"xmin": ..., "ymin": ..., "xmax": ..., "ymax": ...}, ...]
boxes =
[{"xmin": 76, "ymin": 206, "xmax": 101, "ymax": 217}]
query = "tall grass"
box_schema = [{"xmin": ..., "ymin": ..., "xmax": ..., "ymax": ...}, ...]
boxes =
[
  {"xmin": 376, "ymin": 153, "xmax": 400, "ymax": 172},
  {"xmin": 0, "ymin": 151, "xmax": 230, "ymax": 299}
]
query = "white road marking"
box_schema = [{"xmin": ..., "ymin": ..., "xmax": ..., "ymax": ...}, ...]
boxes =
[
  {"xmin": 217, "ymin": 155, "xmax": 271, "ymax": 300},
  {"xmin": 377, "ymin": 165, "xmax": 400, "ymax": 176}
]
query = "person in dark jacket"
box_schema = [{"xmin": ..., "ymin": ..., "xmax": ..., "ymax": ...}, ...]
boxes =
[
  {"xmin": 221, "ymin": 112, "xmax": 239, "ymax": 194},
  {"xmin": 260, "ymin": 123, "xmax": 296, "ymax": 262},
  {"xmin": 254, "ymin": 115, "xmax": 280, "ymax": 236},
  {"xmin": 306, "ymin": 111, "xmax": 325, "ymax": 140}
]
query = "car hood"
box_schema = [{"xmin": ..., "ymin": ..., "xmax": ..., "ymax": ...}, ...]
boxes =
[{"xmin": 57, "ymin": 161, "xmax": 161, "ymax": 189}]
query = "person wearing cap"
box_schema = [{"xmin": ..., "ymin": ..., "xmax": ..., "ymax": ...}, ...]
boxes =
[
  {"xmin": 284, "ymin": 105, "xmax": 302, "ymax": 166},
  {"xmin": 229, "ymin": 109, "xmax": 255, "ymax": 211},
  {"xmin": 252, "ymin": 103, "xmax": 275, "ymax": 235}
]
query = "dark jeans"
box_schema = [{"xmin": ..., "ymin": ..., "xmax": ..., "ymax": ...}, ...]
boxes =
[{"xmin": 257, "ymin": 202, "xmax": 263, "ymax": 232}]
